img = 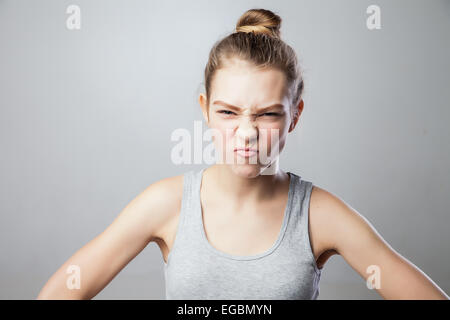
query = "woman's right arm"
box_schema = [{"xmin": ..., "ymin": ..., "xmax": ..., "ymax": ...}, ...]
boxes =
[{"xmin": 36, "ymin": 175, "xmax": 182, "ymax": 300}]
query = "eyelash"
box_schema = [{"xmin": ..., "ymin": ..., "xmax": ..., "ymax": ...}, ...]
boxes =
[{"xmin": 218, "ymin": 110, "xmax": 280, "ymax": 117}]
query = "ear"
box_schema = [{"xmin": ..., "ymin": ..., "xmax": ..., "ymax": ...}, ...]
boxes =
[
  {"xmin": 199, "ymin": 93, "xmax": 210, "ymax": 124},
  {"xmin": 288, "ymin": 99, "xmax": 304, "ymax": 133}
]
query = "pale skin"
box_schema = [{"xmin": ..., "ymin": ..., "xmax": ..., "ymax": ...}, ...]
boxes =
[{"xmin": 37, "ymin": 59, "xmax": 449, "ymax": 300}]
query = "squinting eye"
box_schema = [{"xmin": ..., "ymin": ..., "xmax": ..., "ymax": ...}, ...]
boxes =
[
  {"xmin": 218, "ymin": 110, "xmax": 235, "ymax": 115},
  {"xmin": 260, "ymin": 113, "xmax": 280, "ymax": 117}
]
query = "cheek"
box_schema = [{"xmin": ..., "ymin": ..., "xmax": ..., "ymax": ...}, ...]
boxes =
[
  {"xmin": 259, "ymin": 123, "xmax": 288, "ymax": 150},
  {"xmin": 211, "ymin": 127, "xmax": 234, "ymax": 150}
]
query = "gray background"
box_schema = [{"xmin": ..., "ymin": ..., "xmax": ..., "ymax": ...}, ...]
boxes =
[{"xmin": 0, "ymin": 0, "xmax": 449, "ymax": 299}]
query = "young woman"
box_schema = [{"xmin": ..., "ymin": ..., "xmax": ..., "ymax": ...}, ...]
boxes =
[{"xmin": 37, "ymin": 8, "xmax": 449, "ymax": 300}]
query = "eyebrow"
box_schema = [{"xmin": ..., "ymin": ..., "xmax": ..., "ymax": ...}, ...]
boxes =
[{"xmin": 212, "ymin": 100, "xmax": 284, "ymax": 113}]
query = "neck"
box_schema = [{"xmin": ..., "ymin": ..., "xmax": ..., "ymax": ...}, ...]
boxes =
[{"xmin": 205, "ymin": 161, "xmax": 289, "ymax": 205}]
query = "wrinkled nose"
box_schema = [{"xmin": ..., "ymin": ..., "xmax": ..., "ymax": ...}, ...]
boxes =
[{"xmin": 236, "ymin": 116, "xmax": 258, "ymax": 147}]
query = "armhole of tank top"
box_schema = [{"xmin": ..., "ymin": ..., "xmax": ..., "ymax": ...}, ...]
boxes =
[
  {"xmin": 303, "ymin": 180, "xmax": 322, "ymax": 276},
  {"xmin": 166, "ymin": 170, "xmax": 191, "ymax": 264}
]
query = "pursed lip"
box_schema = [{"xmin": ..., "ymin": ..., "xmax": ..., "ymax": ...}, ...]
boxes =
[{"xmin": 234, "ymin": 147, "xmax": 258, "ymax": 152}]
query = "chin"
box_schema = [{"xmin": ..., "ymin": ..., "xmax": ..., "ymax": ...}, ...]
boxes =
[{"xmin": 230, "ymin": 164, "xmax": 264, "ymax": 179}]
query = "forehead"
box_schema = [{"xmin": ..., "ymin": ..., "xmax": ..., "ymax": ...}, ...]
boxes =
[{"xmin": 211, "ymin": 61, "xmax": 287, "ymax": 108}]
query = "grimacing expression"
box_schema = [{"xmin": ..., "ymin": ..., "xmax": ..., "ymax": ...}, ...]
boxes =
[{"xmin": 200, "ymin": 60, "xmax": 298, "ymax": 176}]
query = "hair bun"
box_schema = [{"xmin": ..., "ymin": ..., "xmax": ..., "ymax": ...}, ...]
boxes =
[{"xmin": 235, "ymin": 8, "xmax": 282, "ymax": 38}]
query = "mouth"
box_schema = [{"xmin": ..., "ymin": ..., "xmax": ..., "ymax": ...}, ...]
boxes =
[{"xmin": 234, "ymin": 147, "xmax": 258, "ymax": 157}]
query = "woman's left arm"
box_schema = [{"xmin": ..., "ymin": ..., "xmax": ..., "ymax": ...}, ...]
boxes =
[{"xmin": 312, "ymin": 186, "xmax": 449, "ymax": 300}]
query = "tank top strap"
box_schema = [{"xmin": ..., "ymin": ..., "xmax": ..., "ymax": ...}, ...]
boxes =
[
  {"xmin": 284, "ymin": 172, "xmax": 321, "ymax": 275},
  {"xmin": 178, "ymin": 168, "xmax": 202, "ymax": 231},
  {"xmin": 164, "ymin": 169, "xmax": 199, "ymax": 266},
  {"xmin": 189, "ymin": 168, "xmax": 206, "ymax": 238},
  {"xmin": 174, "ymin": 168, "xmax": 205, "ymax": 241}
]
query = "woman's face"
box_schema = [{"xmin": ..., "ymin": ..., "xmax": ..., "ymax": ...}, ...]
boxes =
[{"xmin": 200, "ymin": 59, "xmax": 301, "ymax": 178}]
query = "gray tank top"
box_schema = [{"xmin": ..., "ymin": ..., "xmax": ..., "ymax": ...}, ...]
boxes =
[{"xmin": 163, "ymin": 168, "xmax": 322, "ymax": 299}]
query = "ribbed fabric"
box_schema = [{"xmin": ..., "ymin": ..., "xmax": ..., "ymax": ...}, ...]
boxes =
[{"xmin": 164, "ymin": 168, "xmax": 322, "ymax": 299}]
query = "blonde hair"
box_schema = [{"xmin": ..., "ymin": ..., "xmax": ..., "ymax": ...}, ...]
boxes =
[{"xmin": 203, "ymin": 8, "xmax": 304, "ymax": 119}]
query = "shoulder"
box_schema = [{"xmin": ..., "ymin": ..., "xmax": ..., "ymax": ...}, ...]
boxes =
[
  {"xmin": 309, "ymin": 184, "xmax": 377, "ymax": 255},
  {"xmin": 309, "ymin": 185, "xmax": 450, "ymax": 299},
  {"xmin": 138, "ymin": 172, "xmax": 185, "ymax": 242},
  {"xmin": 149, "ymin": 173, "xmax": 184, "ymax": 197},
  {"xmin": 307, "ymin": 185, "xmax": 340, "ymax": 261}
]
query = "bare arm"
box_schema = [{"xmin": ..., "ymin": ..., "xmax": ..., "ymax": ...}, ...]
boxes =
[
  {"xmin": 311, "ymin": 186, "xmax": 449, "ymax": 300},
  {"xmin": 36, "ymin": 175, "xmax": 182, "ymax": 300}
]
